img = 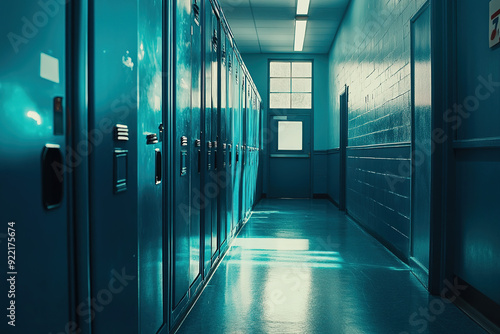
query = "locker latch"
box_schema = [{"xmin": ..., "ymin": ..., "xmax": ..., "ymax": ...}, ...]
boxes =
[
  {"xmin": 53, "ymin": 97, "xmax": 63, "ymax": 135},
  {"xmin": 147, "ymin": 133, "xmax": 158, "ymax": 145},
  {"xmin": 158, "ymin": 123, "xmax": 164, "ymax": 142},
  {"xmin": 155, "ymin": 149, "xmax": 162, "ymax": 184},
  {"xmin": 212, "ymin": 30, "xmax": 218, "ymax": 50}
]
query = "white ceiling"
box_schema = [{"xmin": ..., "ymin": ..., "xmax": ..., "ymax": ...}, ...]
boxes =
[{"xmin": 219, "ymin": 0, "xmax": 350, "ymax": 54}]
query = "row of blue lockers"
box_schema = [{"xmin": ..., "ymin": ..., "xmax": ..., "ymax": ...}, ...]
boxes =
[{"xmin": 0, "ymin": 0, "xmax": 261, "ymax": 332}]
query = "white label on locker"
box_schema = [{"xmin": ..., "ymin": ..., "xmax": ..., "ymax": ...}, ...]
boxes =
[
  {"xmin": 40, "ymin": 53, "xmax": 60, "ymax": 83},
  {"xmin": 490, "ymin": 0, "xmax": 500, "ymax": 48},
  {"xmin": 154, "ymin": 95, "xmax": 161, "ymax": 111}
]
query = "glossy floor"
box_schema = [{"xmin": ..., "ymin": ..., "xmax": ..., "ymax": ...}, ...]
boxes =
[{"xmin": 176, "ymin": 199, "xmax": 485, "ymax": 334}]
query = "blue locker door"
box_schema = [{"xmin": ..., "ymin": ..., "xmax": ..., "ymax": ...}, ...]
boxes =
[
  {"xmin": 246, "ymin": 89, "xmax": 254, "ymax": 216},
  {"xmin": 218, "ymin": 29, "xmax": 227, "ymax": 248},
  {"xmin": 256, "ymin": 96, "xmax": 261, "ymax": 201},
  {"xmin": 173, "ymin": 0, "xmax": 192, "ymax": 312},
  {"xmin": 249, "ymin": 89, "xmax": 254, "ymax": 212},
  {"xmin": 0, "ymin": 2, "xmax": 70, "ymax": 332},
  {"xmin": 137, "ymin": 0, "xmax": 164, "ymax": 331},
  {"xmin": 245, "ymin": 88, "xmax": 250, "ymax": 215},
  {"xmin": 252, "ymin": 93, "xmax": 256, "ymax": 205},
  {"xmin": 232, "ymin": 62, "xmax": 242, "ymax": 230},
  {"xmin": 210, "ymin": 8, "xmax": 219, "ymax": 261},
  {"xmin": 190, "ymin": 0, "xmax": 202, "ymax": 292},
  {"xmin": 240, "ymin": 78, "xmax": 248, "ymax": 221},
  {"xmin": 249, "ymin": 90, "xmax": 255, "ymax": 212},
  {"xmin": 226, "ymin": 47, "xmax": 234, "ymax": 237},
  {"xmin": 89, "ymin": 0, "xmax": 139, "ymax": 332},
  {"xmin": 254, "ymin": 100, "xmax": 258, "ymax": 203},
  {"xmin": 245, "ymin": 87, "xmax": 250, "ymax": 215},
  {"xmin": 237, "ymin": 74, "xmax": 245, "ymax": 223},
  {"xmin": 202, "ymin": 0, "xmax": 213, "ymax": 277}
]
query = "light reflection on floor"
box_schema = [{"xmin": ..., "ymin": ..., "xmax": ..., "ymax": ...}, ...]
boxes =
[{"xmin": 176, "ymin": 199, "xmax": 486, "ymax": 334}]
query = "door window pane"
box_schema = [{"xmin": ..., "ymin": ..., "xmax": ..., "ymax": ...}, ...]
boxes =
[
  {"xmin": 270, "ymin": 62, "xmax": 291, "ymax": 77},
  {"xmin": 270, "ymin": 78, "xmax": 290, "ymax": 93},
  {"xmin": 270, "ymin": 93, "xmax": 291, "ymax": 109},
  {"xmin": 292, "ymin": 93, "xmax": 312, "ymax": 109},
  {"xmin": 292, "ymin": 78, "xmax": 312, "ymax": 92},
  {"xmin": 292, "ymin": 62, "xmax": 312, "ymax": 77},
  {"xmin": 278, "ymin": 121, "xmax": 303, "ymax": 150}
]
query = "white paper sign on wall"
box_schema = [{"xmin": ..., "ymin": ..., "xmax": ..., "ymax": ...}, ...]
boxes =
[{"xmin": 490, "ymin": 0, "xmax": 500, "ymax": 48}]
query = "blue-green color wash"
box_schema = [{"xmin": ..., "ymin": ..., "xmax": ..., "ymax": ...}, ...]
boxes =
[{"xmin": 177, "ymin": 199, "xmax": 485, "ymax": 334}]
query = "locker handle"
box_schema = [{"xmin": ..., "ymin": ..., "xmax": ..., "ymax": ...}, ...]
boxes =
[
  {"xmin": 155, "ymin": 149, "xmax": 162, "ymax": 184},
  {"xmin": 42, "ymin": 144, "xmax": 64, "ymax": 210},
  {"xmin": 198, "ymin": 150, "xmax": 201, "ymax": 174},
  {"xmin": 214, "ymin": 150, "xmax": 218, "ymax": 170},
  {"xmin": 193, "ymin": 2, "xmax": 200, "ymax": 24},
  {"xmin": 181, "ymin": 151, "xmax": 188, "ymax": 176}
]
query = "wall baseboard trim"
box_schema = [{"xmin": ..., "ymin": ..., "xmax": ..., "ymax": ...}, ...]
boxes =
[
  {"xmin": 409, "ymin": 257, "xmax": 429, "ymax": 290},
  {"xmin": 453, "ymin": 277, "xmax": 500, "ymax": 333},
  {"xmin": 313, "ymin": 193, "xmax": 340, "ymax": 207}
]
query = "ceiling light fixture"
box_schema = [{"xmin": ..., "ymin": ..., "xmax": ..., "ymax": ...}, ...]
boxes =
[
  {"xmin": 296, "ymin": 0, "xmax": 311, "ymax": 15},
  {"xmin": 294, "ymin": 17, "xmax": 308, "ymax": 52}
]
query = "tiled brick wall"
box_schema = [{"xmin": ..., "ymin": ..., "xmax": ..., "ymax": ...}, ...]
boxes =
[
  {"xmin": 328, "ymin": 0, "xmax": 427, "ymax": 148},
  {"xmin": 327, "ymin": 0, "xmax": 427, "ymax": 259},
  {"xmin": 346, "ymin": 145, "xmax": 411, "ymax": 257}
]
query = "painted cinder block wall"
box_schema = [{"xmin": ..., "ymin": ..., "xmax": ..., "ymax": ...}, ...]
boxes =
[
  {"xmin": 327, "ymin": 0, "xmax": 427, "ymax": 259},
  {"xmin": 328, "ymin": 0, "xmax": 500, "ymax": 309}
]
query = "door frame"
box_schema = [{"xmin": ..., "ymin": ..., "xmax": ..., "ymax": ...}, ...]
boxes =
[
  {"xmin": 427, "ymin": 0, "xmax": 455, "ymax": 295},
  {"xmin": 408, "ymin": 0, "xmax": 455, "ymax": 295},
  {"xmin": 339, "ymin": 86, "xmax": 348, "ymax": 211},
  {"xmin": 409, "ymin": 0, "xmax": 432, "ymax": 288},
  {"xmin": 266, "ymin": 58, "xmax": 314, "ymax": 198}
]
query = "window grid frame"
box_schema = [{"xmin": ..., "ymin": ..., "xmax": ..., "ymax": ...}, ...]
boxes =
[{"xmin": 269, "ymin": 60, "xmax": 313, "ymax": 109}]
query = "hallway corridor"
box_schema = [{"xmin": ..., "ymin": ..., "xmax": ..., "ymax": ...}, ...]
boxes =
[{"xmin": 176, "ymin": 199, "xmax": 485, "ymax": 334}]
